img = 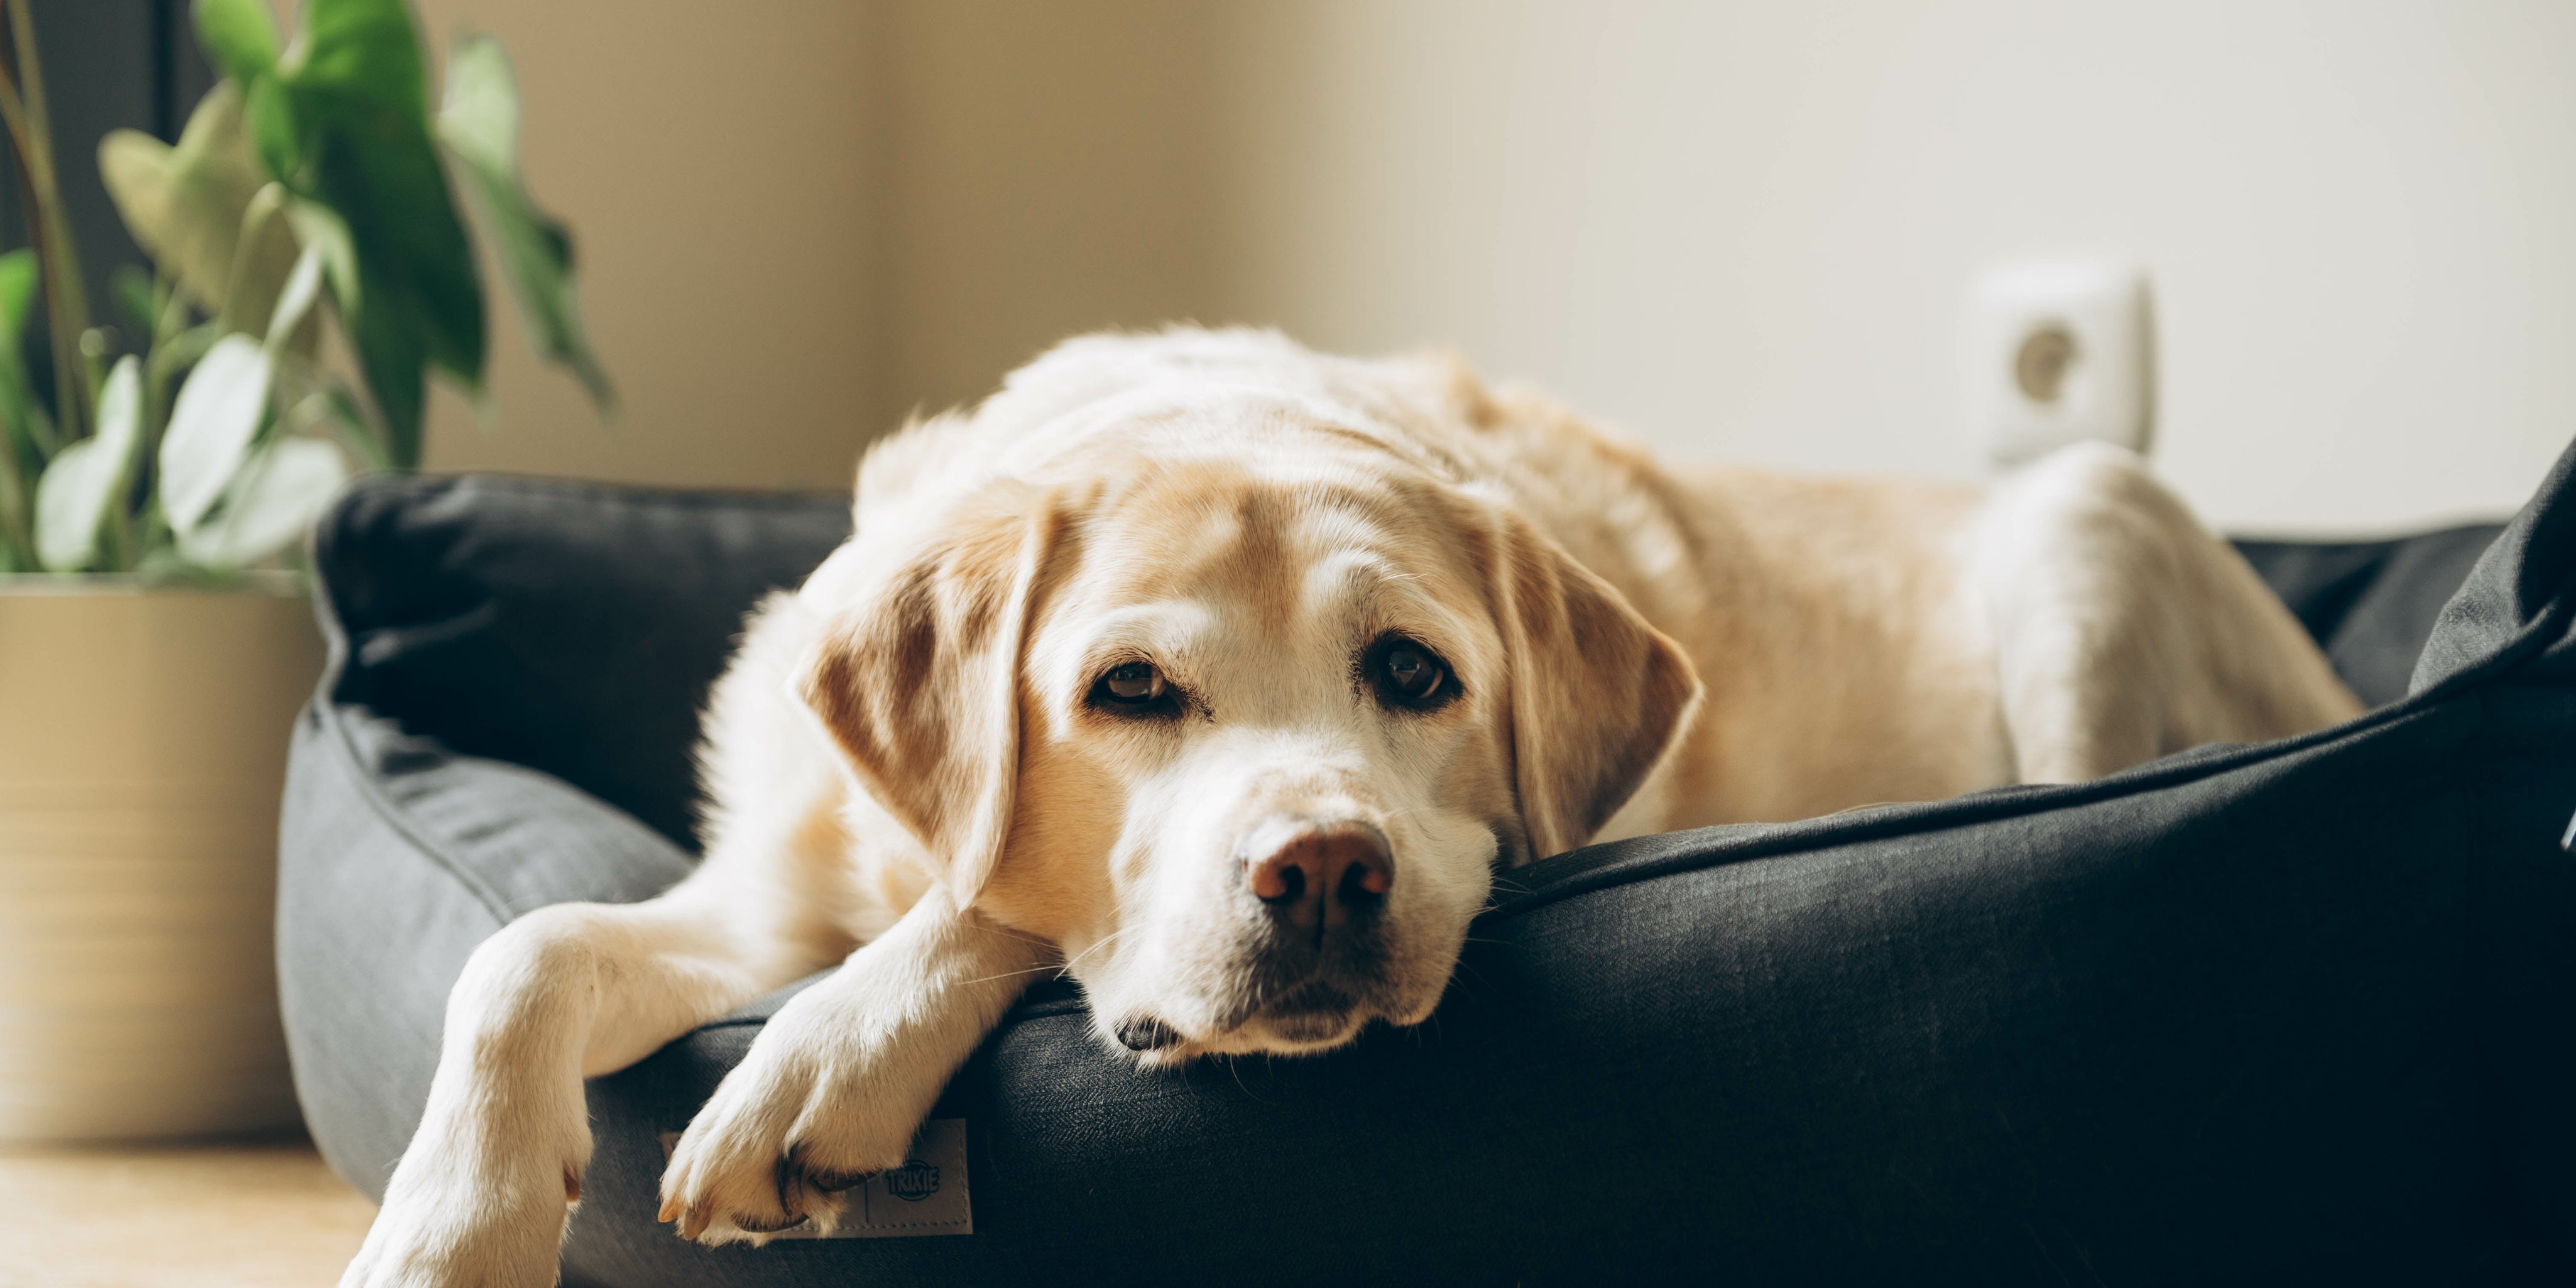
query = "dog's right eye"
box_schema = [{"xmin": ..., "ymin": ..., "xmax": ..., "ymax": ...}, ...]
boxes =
[
  {"xmin": 1089, "ymin": 661, "xmax": 1180, "ymax": 717},
  {"xmin": 1362, "ymin": 633, "xmax": 1460, "ymax": 712}
]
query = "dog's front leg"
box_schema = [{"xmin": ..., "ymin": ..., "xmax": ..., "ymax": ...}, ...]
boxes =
[
  {"xmin": 340, "ymin": 881, "xmax": 837, "ymax": 1288},
  {"xmin": 658, "ymin": 887, "xmax": 1045, "ymax": 1242}
]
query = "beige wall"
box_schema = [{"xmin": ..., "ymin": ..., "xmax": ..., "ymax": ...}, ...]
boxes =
[
  {"xmin": 867, "ymin": 2, "xmax": 1223, "ymax": 439},
  {"xmin": 408, "ymin": 0, "xmax": 878, "ymax": 491},
  {"xmin": 404, "ymin": 1, "xmax": 2576, "ymax": 532}
]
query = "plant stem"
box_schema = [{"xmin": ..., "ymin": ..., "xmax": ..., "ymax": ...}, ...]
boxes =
[
  {"xmin": 0, "ymin": 0, "xmax": 90, "ymax": 444},
  {"xmin": 0, "ymin": 54, "xmax": 40, "ymax": 467},
  {"xmin": 0, "ymin": 34, "xmax": 32, "ymax": 562},
  {"xmin": 0, "ymin": 396, "xmax": 28, "ymax": 564}
]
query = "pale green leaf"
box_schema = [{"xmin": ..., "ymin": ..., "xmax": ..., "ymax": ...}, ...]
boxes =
[
  {"xmin": 159, "ymin": 335, "xmax": 273, "ymax": 532},
  {"xmin": 31, "ymin": 439, "xmax": 111, "ymax": 570},
  {"xmin": 219, "ymin": 183, "xmax": 305, "ymax": 337},
  {"xmin": 437, "ymin": 34, "xmax": 611, "ymax": 408},
  {"xmin": 283, "ymin": 199, "xmax": 359, "ymax": 314},
  {"xmin": 98, "ymin": 84, "xmax": 301, "ymax": 320},
  {"xmin": 95, "ymin": 129, "xmax": 176, "ymax": 245},
  {"xmin": 265, "ymin": 238, "xmax": 326, "ymax": 358},
  {"xmin": 434, "ymin": 35, "xmax": 517, "ymax": 164},
  {"xmin": 33, "ymin": 357, "xmax": 143, "ymax": 571},
  {"xmin": 96, "ymin": 356, "xmax": 143, "ymax": 461},
  {"xmin": 175, "ymin": 437, "xmax": 348, "ymax": 568}
]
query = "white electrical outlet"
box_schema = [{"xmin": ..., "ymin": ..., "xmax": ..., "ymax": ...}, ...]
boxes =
[{"xmin": 1964, "ymin": 260, "xmax": 2156, "ymax": 470}]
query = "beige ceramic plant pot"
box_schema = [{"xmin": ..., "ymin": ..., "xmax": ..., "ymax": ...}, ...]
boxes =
[{"xmin": 0, "ymin": 580, "xmax": 323, "ymax": 1142}]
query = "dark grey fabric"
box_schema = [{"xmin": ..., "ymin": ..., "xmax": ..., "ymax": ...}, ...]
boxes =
[
  {"xmin": 308, "ymin": 475, "xmax": 853, "ymax": 850},
  {"xmin": 2233, "ymin": 525, "xmax": 2504, "ymax": 706},
  {"xmin": 280, "ymin": 704, "xmax": 696, "ymax": 1192},
  {"xmin": 279, "ymin": 464, "xmax": 2573, "ymax": 1285}
]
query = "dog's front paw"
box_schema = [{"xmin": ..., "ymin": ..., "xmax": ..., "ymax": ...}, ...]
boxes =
[
  {"xmin": 658, "ymin": 1030, "xmax": 929, "ymax": 1245},
  {"xmin": 339, "ymin": 1147, "xmax": 576, "ymax": 1288}
]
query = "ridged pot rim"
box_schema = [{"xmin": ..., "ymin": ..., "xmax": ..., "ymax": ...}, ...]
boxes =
[{"xmin": 0, "ymin": 571, "xmax": 308, "ymax": 598}]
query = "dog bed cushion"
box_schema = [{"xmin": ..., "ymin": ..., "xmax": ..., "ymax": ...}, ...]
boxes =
[{"xmin": 280, "ymin": 463, "xmax": 2565, "ymax": 1284}]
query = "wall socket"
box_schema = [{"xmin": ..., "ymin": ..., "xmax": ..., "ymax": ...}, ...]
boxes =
[{"xmin": 1964, "ymin": 260, "xmax": 2156, "ymax": 470}]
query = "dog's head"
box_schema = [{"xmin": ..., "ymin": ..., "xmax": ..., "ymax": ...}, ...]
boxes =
[{"xmin": 799, "ymin": 391, "xmax": 1697, "ymax": 1062}]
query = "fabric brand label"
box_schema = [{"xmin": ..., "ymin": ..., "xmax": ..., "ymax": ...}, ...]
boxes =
[{"xmin": 657, "ymin": 1116, "xmax": 971, "ymax": 1238}]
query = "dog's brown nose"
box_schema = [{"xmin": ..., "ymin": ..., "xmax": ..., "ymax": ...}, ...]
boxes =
[{"xmin": 1247, "ymin": 822, "xmax": 1392, "ymax": 934}]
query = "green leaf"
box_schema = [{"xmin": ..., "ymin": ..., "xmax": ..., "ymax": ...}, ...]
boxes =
[
  {"xmin": 0, "ymin": 248, "xmax": 41, "ymax": 347},
  {"xmin": 99, "ymin": 83, "xmax": 300, "ymax": 320},
  {"xmin": 0, "ymin": 249, "xmax": 52, "ymax": 457},
  {"xmin": 0, "ymin": 249, "xmax": 33, "ymax": 560},
  {"xmin": 193, "ymin": 0, "xmax": 281, "ymax": 85},
  {"xmin": 159, "ymin": 334, "xmax": 273, "ymax": 532},
  {"xmin": 270, "ymin": 0, "xmax": 479, "ymax": 374},
  {"xmin": 296, "ymin": 0, "xmax": 429, "ymax": 114},
  {"xmin": 175, "ymin": 436, "xmax": 347, "ymax": 568},
  {"xmin": 245, "ymin": 72, "xmax": 305, "ymax": 188},
  {"xmin": 347, "ymin": 305, "xmax": 427, "ymax": 467},
  {"xmin": 246, "ymin": 0, "xmax": 485, "ymax": 464},
  {"xmin": 110, "ymin": 264, "xmax": 158, "ymax": 339},
  {"xmin": 437, "ymin": 35, "xmax": 611, "ymax": 408},
  {"xmin": 33, "ymin": 357, "xmax": 143, "ymax": 571},
  {"xmin": 0, "ymin": 247, "xmax": 37, "ymax": 396}
]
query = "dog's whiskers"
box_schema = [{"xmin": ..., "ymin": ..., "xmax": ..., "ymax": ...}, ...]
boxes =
[
  {"xmin": 1052, "ymin": 927, "xmax": 1133, "ymax": 980},
  {"xmin": 966, "ymin": 922, "xmax": 1057, "ymax": 951},
  {"xmin": 957, "ymin": 963, "xmax": 1072, "ymax": 988}
]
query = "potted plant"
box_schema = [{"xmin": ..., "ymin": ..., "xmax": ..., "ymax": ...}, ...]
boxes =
[{"xmin": 0, "ymin": 0, "xmax": 608, "ymax": 1142}]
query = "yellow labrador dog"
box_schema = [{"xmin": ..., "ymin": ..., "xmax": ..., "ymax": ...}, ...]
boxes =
[{"xmin": 344, "ymin": 328, "xmax": 2359, "ymax": 1284}]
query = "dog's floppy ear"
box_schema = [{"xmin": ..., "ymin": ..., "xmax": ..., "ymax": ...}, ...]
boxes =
[
  {"xmin": 1490, "ymin": 513, "xmax": 1701, "ymax": 861},
  {"xmin": 800, "ymin": 486, "xmax": 1058, "ymax": 906}
]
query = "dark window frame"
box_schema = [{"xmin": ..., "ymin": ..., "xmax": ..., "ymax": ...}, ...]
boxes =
[{"xmin": 2, "ymin": 0, "xmax": 212, "ymax": 324}]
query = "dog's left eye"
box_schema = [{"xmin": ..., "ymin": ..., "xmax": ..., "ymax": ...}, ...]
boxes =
[
  {"xmin": 1089, "ymin": 660, "xmax": 1180, "ymax": 717},
  {"xmin": 1365, "ymin": 634, "xmax": 1457, "ymax": 711}
]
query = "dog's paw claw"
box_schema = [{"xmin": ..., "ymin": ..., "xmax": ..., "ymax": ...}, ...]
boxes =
[
  {"xmin": 804, "ymin": 1165, "xmax": 878, "ymax": 1194},
  {"xmin": 658, "ymin": 1047, "xmax": 922, "ymax": 1244},
  {"xmin": 733, "ymin": 1211, "xmax": 812, "ymax": 1235}
]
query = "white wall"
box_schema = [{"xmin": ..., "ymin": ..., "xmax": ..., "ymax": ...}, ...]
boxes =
[{"xmin": 1202, "ymin": 0, "xmax": 2576, "ymax": 533}]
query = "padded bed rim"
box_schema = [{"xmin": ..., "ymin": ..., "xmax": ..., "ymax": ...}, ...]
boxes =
[{"xmin": 295, "ymin": 490, "xmax": 2549, "ymax": 940}]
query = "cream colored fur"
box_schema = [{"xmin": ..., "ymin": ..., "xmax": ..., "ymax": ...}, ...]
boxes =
[{"xmin": 342, "ymin": 329, "xmax": 2360, "ymax": 1286}]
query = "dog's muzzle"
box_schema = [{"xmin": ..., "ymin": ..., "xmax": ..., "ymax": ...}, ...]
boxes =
[
  {"xmin": 1243, "ymin": 816, "xmax": 1393, "ymax": 942},
  {"xmin": 1231, "ymin": 816, "xmax": 1395, "ymax": 1031}
]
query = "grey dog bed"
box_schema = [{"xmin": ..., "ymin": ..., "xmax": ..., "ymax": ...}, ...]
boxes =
[{"xmin": 280, "ymin": 446, "xmax": 2570, "ymax": 1284}]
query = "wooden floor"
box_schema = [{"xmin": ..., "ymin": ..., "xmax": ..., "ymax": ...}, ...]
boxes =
[{"xmin": 0, "ymin": 1134, "xmax": 373, "ymax": 1287}]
